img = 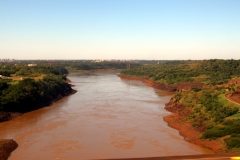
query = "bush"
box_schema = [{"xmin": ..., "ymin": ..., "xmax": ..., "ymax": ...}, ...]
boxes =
[
  {"xmin": 202, "ymin": 119, "xmax": 240, "ymax": 140},
  {"xmin": 191, "ymin": 87, "xmax": 201, "ymax": 92},
  {"xmin": 225, "ymin": 137, "xmax": 240, "ymax": 149},
  {"xmin": 192, "ymin": 122, "xmax": 201, "ymax": 128},
  {"xmin": 202, "ymin": 127, "xmax": 227, "ymax": 139}
]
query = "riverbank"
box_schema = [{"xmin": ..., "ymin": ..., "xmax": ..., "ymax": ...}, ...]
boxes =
[
  {"xmin": 164, "ymin": 101, "xmax": 226, "ymax": 153},
  {"xmin": 0, "ymin": 88, "xmax": 77, "ymax": 159},
  {"xmin": 0, "ymin": 78, "xmax": 77, "ymax": 159},
  {"xmin": 0, "ymin": 139, "xmax": 18, "ymax": 160},
  {"xmin": 68, "ymin": 69, "xmax": 122, "ymax": 75},
  {"xmin": 117, "ymin": 74, "xmax": 226, "ymax": 153},
  {"xmin": 117, "ymin": 74, "xmax": 176, "ymax": 92},
  {"xmin": 0, "ymin": 89, "xmax": 76, "ymax": 123},
  {"xmin": 118, "ymin": 74, "xmax": 205, "ymax": 92}
]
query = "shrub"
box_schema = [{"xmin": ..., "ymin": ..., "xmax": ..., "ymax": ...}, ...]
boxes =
[
  {"xmin": 202, "ymin": 127, "xmax": 226, "ymax": 139},
  {"xmin": 191, "ymin": 87, "xmax": 201, "ymax": 92},
  {"xmin": 225, "ymin": 137, "xmax": 240, "ymax": 149}
]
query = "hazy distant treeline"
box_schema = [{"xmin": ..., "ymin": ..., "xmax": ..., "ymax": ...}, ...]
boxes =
[{"xmin": 121, "ymin": 59, "xmax": 240, "ymax": 85}]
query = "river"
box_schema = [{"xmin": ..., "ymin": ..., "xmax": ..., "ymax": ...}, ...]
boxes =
[{"xmin": 0, "ymin": 73, "xmax": 213, "ymax": 160}]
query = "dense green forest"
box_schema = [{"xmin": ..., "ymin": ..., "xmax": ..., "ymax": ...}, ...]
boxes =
[
  {"xmin": 0, "ymin": 62, "xmax": 74, "ymax": 119},
  {"xmin": 0, "ymin": 75, "xmax": 72, "ymax": 113},
  {"xmin": 62, "ymin": 61, "xmax": 141, "ymax": 71},
  {"xmin": 0, "ymin": 64, "xmax": 68, "ymax": 77},
  {"xmin": 121, "ymin": 59, "xmax": 240, "ymax": 85},
  {"xmin": 120, "ymin": 59, "xmax": 240, "ymax": 151}
]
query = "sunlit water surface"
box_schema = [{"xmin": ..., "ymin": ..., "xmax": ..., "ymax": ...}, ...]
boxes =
[{"xmin": 0, "ymin": 73, "xmax": 213, "ymax": 160}]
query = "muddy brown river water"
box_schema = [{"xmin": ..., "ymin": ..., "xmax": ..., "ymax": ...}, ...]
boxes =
[{"xmin": 0, "ymin": 73, "xmax": 213, "ymax": 160}]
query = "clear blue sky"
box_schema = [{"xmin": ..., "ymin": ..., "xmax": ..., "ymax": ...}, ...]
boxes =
[{"xmin": 0, "ymin": 0, "xmax": 239, "ymax": 60}]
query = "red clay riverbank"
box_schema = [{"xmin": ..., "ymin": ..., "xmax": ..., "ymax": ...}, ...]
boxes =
[
  {"xmin": 0, "ymin": 139, "xmax": 18, "ymax": 160},
  {"xmin": 164, "ymin": 102, "xmax": 225, "ymax": 153},
  {"xmin": 118, "ymin": 74, "xmax": 205, "ymax": 92},
  {"xmin": 118, "ymin": 74, "xmax": 226, "ymax": 153},
  {"xmin": 118, "ymin": 74, "xmax": 176, "ymax": 92},
  {"xmin": 226, "ymin": 92, "xmax": 240, "ymax": 105}
]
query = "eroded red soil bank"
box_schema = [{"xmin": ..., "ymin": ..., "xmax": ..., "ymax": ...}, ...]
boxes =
[
  {"xmin": 0, "ymin": 139, "xmax": 18, "ymax": 160},
  {"xmin": 226, "ymin": 91, "xmax": 240, "ymax": 105},
  {"xmin": 118, "ymin": 74, "xmax": 225, "ymax": 153},
  {"xmin": 118, "ymin": 74, "xmax": 205, "ymax": 92},
  {"xmin": 164, "ymin": 101, "xmax": 225, "ymax": 153}
]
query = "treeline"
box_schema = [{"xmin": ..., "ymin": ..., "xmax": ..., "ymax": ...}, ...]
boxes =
[
  {"xmin": 54, "ymin": 61, "xmax": 142, "ymax": 71},
  {"xmin": 120, "ymin": 59, "xmax": 240, "ymax": 150},
  {"xmin": 0, "ymin": 61, "xmax": 142, "ymax": 75},
  {"xmin": 0, "ymin": 64, "xmax": 68, "ymax": 77},
  {"xmin": 15, "ymin": 66, "xmax": 68, "ymax": 76},
  {"xmin": 121, "ymin": 59, "xmax": 240, "ymax": 85}
]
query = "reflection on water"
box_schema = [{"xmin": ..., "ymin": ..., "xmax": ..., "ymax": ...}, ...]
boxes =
[{"xmin": 0, "ymin": 73, "xmax": 213, "ymax": 160}]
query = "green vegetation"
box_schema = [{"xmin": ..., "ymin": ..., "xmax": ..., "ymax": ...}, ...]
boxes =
[
  {"xmin": 170, "ymin": 81, "xmax": 240, "ymax": 151},
  {"xmin": 120, "ymin": 59, "xmax": 240, "ymax": 150},
  {"xmin": 0, "ymin": 64, "xmax": 68, "ymax": 77},
  {"xmin": 0, "ymin": 62, "xmax": 73, "ymax": 116},
  {"xmin": 0, "ymin": 60, "xmax": 142, "ymax": 117},
  {"xmin": 0, "ymin": 75, "xmax": 72, "ymax": 113},
  {"xmin": 2, "ymin": 59, "xmax": 240, "ymax": 150},
  {"xmin": 63, "ymin": 61, "xmax": 141, "ymax": 71},
  {"xmin": 121, "ymin": 59, "xmax": 240, "ymax": 85}
]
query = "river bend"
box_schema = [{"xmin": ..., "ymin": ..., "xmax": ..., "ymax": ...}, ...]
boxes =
[{"xmin": 0, "ymin": 73, "xmax": 212, "ymax": 160}]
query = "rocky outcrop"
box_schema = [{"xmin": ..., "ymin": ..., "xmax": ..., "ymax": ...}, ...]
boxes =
[{"xmin": 0, "ymin": 139, "xmax": 18, "ymax": 160}]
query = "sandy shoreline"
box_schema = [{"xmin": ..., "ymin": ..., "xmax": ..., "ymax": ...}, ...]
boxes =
[{"xmin": 117, "ymin": 74, "xmax": 226, "ymax": 153}]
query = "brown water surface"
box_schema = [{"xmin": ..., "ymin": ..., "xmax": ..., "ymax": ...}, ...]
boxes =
[{"xmin": 0, "ymin": 73, "xmax": 213, "ymax": 160}]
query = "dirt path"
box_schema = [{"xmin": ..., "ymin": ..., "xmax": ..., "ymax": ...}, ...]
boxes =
[{"xmin": 225, "ymin": 94, "xmax": 240, "ymax": 106}]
